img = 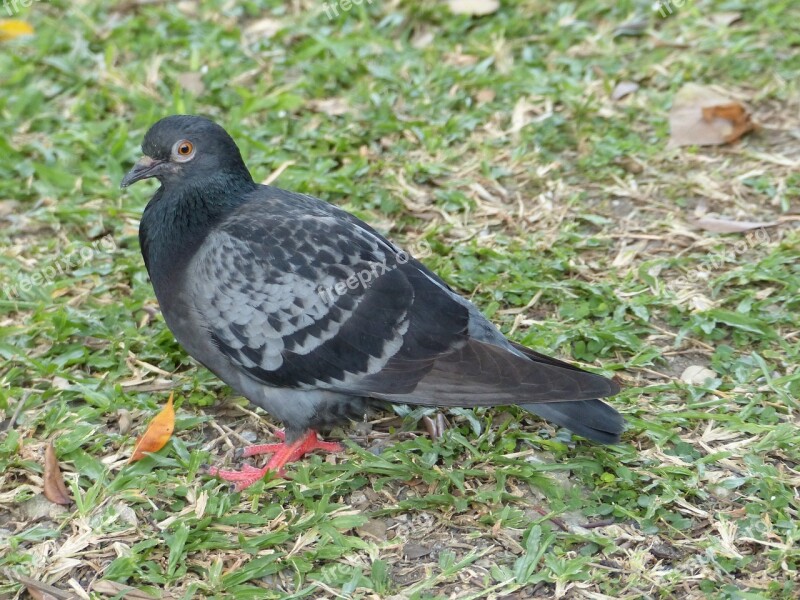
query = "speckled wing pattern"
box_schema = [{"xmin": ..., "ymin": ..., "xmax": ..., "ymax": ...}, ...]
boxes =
[
  {"xmin": 189, "ymin": 193, "xmax": 468, "ymax": 394},
  {"xmin": 188, "ymin": 190, "xmax": 617, "ymax": 406}
]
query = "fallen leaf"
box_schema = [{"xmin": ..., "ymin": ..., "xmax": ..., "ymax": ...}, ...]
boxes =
[
  {"xmin": 692, "ymin": 216, "xmax": 778, "ymax": 233},
  {"xmin": 421, "ymin": 413, "xmax": 447, "ymax": 440},
  {"xmin": 447, "ymin": 0, "xmax": 499, "ymax": 16},
  {"xmin": 681, "ymin": 365, "xmax": 717, "ymax": 385},
  {"xmin": 709, "ymin": 11, "xmax": 742, "ymax": 27},
  {"xmin": 402, "ymin": 542, "xmax": 432, "ymax": 559},
  {"xmin": 0, "ymin": 20, "xmax": 34, "ymax": 41},
  {"xmin": 43, "ymin": 441, "xmax": 72, "ymax": 506},
  {"xmin": 117, "ymin": 408, "xmax": 132, "ymax": 435},
  {"xmin": 356, "ymin": 518, "xmax": 388, "ymax": 541},
  {"xmin": 20, "ymin": 494, "xmax": 69, "ymax": 520},
  {"xmin": 114, "ymin": 501, "xmax": 139, "ymax": 527},
  {"xmin": 128, "ymin": 392, "xmax": 175, "ymax": 463},
  {"xmin": 668, "ymin": 83, "xmax": 756, "ymax": 147},
  {"xmin": 611, "ymin": 81, "xmax": 639, "ymax": 101}
]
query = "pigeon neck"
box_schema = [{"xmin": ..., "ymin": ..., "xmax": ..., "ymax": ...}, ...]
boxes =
[{"xmin": 140, "ymin": 174, "xmax": 256, "ymax": 291}]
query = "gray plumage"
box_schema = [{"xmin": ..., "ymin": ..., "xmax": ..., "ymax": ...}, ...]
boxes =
[{"xmin": 123, "ymin": 115, "xmax": 624, "ymax": 445}]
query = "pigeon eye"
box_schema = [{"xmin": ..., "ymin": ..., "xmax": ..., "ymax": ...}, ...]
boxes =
[{"xmin": 172, "ymin": 140, "xmax": 195, "ymax": 162}]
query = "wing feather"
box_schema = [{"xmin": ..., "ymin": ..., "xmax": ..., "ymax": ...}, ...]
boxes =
[{"xmin": 187, "ymin": 188, "xmax": 617, "ymax": 410}]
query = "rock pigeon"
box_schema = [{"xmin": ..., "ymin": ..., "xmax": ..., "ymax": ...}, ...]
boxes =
[{"xmin": 121, "ymin": 115, "xmax": 623, "ymax": 490}]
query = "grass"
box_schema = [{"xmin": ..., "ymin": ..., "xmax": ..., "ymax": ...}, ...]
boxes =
[{"xmin": 1, "ymin": 0, "xmax": 798, "ymax": 598}]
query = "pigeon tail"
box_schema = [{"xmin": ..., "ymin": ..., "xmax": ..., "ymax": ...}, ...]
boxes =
[
  {"xmin": 509, "ymin": 341, "xmax": 624, "ymax": 443},
  {"xmin": 521, "ymin": 399, "xmax": 624, "ymax": 444}
]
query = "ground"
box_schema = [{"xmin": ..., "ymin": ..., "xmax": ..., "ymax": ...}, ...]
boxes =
[{"xmin": 0, "ymin": 1, "xmax": 798, "ymax": 599}]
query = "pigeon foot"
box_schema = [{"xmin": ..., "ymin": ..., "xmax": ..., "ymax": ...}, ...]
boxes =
[{"xmin": 208, "ymin": 430, "xmax": 343, "ymax": 491}]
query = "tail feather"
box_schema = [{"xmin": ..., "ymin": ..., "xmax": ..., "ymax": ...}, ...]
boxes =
[
  {"xmin": 509, "ymin": 341, "xmax": 624, "ymax": 443},
  {"xmin": 521, "ymin": 399, "xmax": 624, "ymax": 444}
]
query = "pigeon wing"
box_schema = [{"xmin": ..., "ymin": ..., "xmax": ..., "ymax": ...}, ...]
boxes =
[
  {"xmin": 188, "ymin": 196, "xmax": 468, "ymax": 392},
  {"xmin": 188, "ymin": 191, "xmax": 617, "ymax": 406}
]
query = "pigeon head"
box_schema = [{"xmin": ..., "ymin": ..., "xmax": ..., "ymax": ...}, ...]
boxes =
[{"xmin": 121, "ymin": 115, "xmax": 253, "ymax": 190}]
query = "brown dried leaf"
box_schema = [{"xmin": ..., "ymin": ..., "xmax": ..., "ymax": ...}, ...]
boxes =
[
  {"xmin": 668, "ymin": 83, "xmax": 755, "ymax": 147},
  {"xmin": 356, "ymin": 518, "xmax": 388, "ymax": 541},
  {"xmin": 128, "ymin": 392, "xmax": 175, "ymax": 463},
  {"xmin": 43, "ymin": 441, "xmax": 71, "ymax": 506},
  {"xmin": 117, "ymin": 408, "xmax": 132, "ymax": 435},
  {"xmin": 421, "ymin": 413, "xmax": 447, "ymax": 440},
  {"xmin": 403, "ymin": 542, "xmax": 432, "ymax": 559},
  {"xmin": 692, "ymin": 216, "xmax": 778, "ymax": 233}
]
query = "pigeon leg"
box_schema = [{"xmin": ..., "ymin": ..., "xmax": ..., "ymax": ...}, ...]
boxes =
[{"xmin": 208, "ymin": 430, "xmax": 343, "ymax": 491}]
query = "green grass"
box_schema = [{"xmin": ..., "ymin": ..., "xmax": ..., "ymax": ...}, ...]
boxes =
[{"xmin": 1, "ymin": 1, "xmax": 799, "ymax": 598}]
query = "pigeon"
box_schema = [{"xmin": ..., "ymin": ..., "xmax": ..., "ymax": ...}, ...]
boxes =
[{"xmin": 121, "ymin": 115, "xmax": 623, "ymax": 490}]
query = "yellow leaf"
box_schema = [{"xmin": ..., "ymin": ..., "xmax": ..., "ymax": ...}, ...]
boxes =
[
  {"xmin": 128, "ymin": 392, "xmax": 175, "ymax": 463},
  {"xmin": 0, "ymin": 20, "xmax": 35, "ymax": 41}
]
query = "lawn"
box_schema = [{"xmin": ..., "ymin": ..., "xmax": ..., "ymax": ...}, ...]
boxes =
[{"xmin": 0, "ymin": 1, "xmax": 798, "ymax": 598}]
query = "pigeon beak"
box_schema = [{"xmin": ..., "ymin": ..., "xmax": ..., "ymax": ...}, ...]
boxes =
[{"xmin": 120, "ymin": 156, "xmax": 164, "ymax": 189}]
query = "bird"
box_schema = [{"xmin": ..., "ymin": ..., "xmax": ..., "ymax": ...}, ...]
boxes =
[{"xmin": 121, "ymin": 115, "xmax": 623, "ymax": 491}]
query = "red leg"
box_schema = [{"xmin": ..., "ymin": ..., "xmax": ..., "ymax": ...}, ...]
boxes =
[{"xmin": 207, "ymin": 430, "xmax": 343, "ymax": 491}]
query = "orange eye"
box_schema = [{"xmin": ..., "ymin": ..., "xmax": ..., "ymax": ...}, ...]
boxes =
[{"xmin": 172, "ymin": 139, "xmax": 195, "ymax": 162}]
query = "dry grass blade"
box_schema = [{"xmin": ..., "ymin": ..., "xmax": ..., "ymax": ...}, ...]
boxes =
[
  {"xmin": 92, "ymin": 580, "xmax": 157, "ymax": 599},
  {"xmin": 692, "ymin": 217, "xmax": 778, "ymax": 233},
  {"xmin": 9, "ymin": 573, "xmax": 74, "ymax": 599}
]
